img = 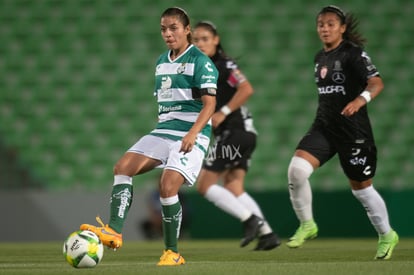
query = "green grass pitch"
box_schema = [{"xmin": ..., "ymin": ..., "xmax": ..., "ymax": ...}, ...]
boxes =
[{"xmin": 1, "ymin": 238, "xmax": 413, "ymax": 275}]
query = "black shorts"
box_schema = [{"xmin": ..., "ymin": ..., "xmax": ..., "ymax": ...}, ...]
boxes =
[
  {"xmin": 203, "ymin": 129, "xmax": 256, "ymax": 172},
  {"xmin": 296, "ymin": 127, "xmax": 377, "ymax": 181}
]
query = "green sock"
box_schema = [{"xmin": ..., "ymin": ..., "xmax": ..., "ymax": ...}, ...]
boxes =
[
  {"xmin": 109, "ymin": 184, "xmax": 133, "ymax": 233},
  {"xmin": 161, "ymin": 201, "xmax": 182, "ymax": 253}
]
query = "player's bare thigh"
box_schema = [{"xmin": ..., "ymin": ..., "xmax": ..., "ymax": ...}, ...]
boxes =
[{"xmin": 114, "ymin": 152, "xmax": 161, "ymax": 176}]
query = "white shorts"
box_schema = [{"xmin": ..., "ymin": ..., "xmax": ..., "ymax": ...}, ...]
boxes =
[{"xmin": 127, "ymin": 135, "xmax": 206, "ymax": 185}]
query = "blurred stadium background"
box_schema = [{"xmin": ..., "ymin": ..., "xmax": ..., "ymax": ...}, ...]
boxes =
[{"xmin": 0, "ymin": 0, "xmax": 413, "ymax": 241}]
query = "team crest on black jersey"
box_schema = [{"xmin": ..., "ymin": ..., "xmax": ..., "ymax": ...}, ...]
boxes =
[{"xmin": 320, "ymin": 66, "xmax": 328, "ymax": 79}]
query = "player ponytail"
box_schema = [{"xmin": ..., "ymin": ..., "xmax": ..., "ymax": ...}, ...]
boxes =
[{"xmin": 343, "ymin": 13, "xmax": 366, "ymax": 48}]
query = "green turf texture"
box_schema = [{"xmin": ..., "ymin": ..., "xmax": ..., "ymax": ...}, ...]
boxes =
[{"xmin": 1, "ymin": 239, "xmax": 413, "ymax": 274}]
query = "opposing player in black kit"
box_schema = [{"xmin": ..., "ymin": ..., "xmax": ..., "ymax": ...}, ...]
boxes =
[
  {"xmin": 286, "ymin": 6, "xmax": 398, "ymax": 260},
  {"xmin": 193, "ymin": 21, "xmax": 281, "ymax": 250}
]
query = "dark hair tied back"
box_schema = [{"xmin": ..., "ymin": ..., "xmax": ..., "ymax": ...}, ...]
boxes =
[
  {"xmin": 318, "ymin": 5, "xmax": 366, "ymax": 47},
  {"xmin": 195, "ymin": 21, "xmax": 218, "ymax": 35},
  {"xmin": 318, "ymin": 5, "xmax": 346, "ymax": 24},
  {"xmin": 161, "ymin": 7, "xmax": 192, "ymax": 43}
]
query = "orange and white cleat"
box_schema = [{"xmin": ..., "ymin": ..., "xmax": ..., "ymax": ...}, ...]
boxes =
[
  {"xmin": 80, "ymin": 216, "xmax": 123, "ymax": 250},
  {"xmin": 157, "ymin": 249, "xmax": 185, "ymax": 266}
]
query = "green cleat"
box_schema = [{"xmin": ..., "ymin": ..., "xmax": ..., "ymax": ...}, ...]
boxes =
[
  {"xmin": 286, "ymin": 220, "xmax": 318, "ymax": 248},
  {"xmin": 375, "ymin": 230, "xmax": 399, "ymax": 260}
]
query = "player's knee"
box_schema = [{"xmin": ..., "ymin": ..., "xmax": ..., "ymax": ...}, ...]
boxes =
[
  {"xmin": 288, "ymin": 156, "xmax": 314, "ymax": 185},
  {"xmin": 159, "ymin": 182, "xmax": 179, "ymax": 198},
  {"xmin": 197, "ymin": 177, "xmax": 217, "ymax": 195},
  {"xmin": 113, "ymin": 159, "xmax": 128, "ymax": 175}
]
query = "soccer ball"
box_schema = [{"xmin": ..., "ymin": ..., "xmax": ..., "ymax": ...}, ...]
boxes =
[{"xmin": 63, "ymin": 230, "xmax": 104, "ymax": 268}]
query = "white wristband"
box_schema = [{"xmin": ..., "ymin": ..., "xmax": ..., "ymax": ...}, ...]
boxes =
[
  {"xmin": 360, "ymin": 91, "xmax": 371, "ymax": 103},
  {"xmin": 220, "ymin": 105, "xmax": 231, "ymax": 116}
]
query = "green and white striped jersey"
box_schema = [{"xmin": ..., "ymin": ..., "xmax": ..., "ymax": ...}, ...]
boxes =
[{"xmin": 150, "ymin": 45, "xmax": 218, "ymax": 152}]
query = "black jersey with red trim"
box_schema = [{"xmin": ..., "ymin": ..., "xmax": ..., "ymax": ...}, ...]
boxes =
[
  {"xmin": 313, "ymin": 40, "xmax": 380, "ymax": 143},
  {"xmin": 210, "ymin": 52, "xmax": 257, "ymax": 135}
]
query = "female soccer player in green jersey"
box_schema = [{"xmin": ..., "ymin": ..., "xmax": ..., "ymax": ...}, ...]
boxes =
[{"xmin": 80, "ymin": 7, "xmax": 218, "ymax": 266}]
